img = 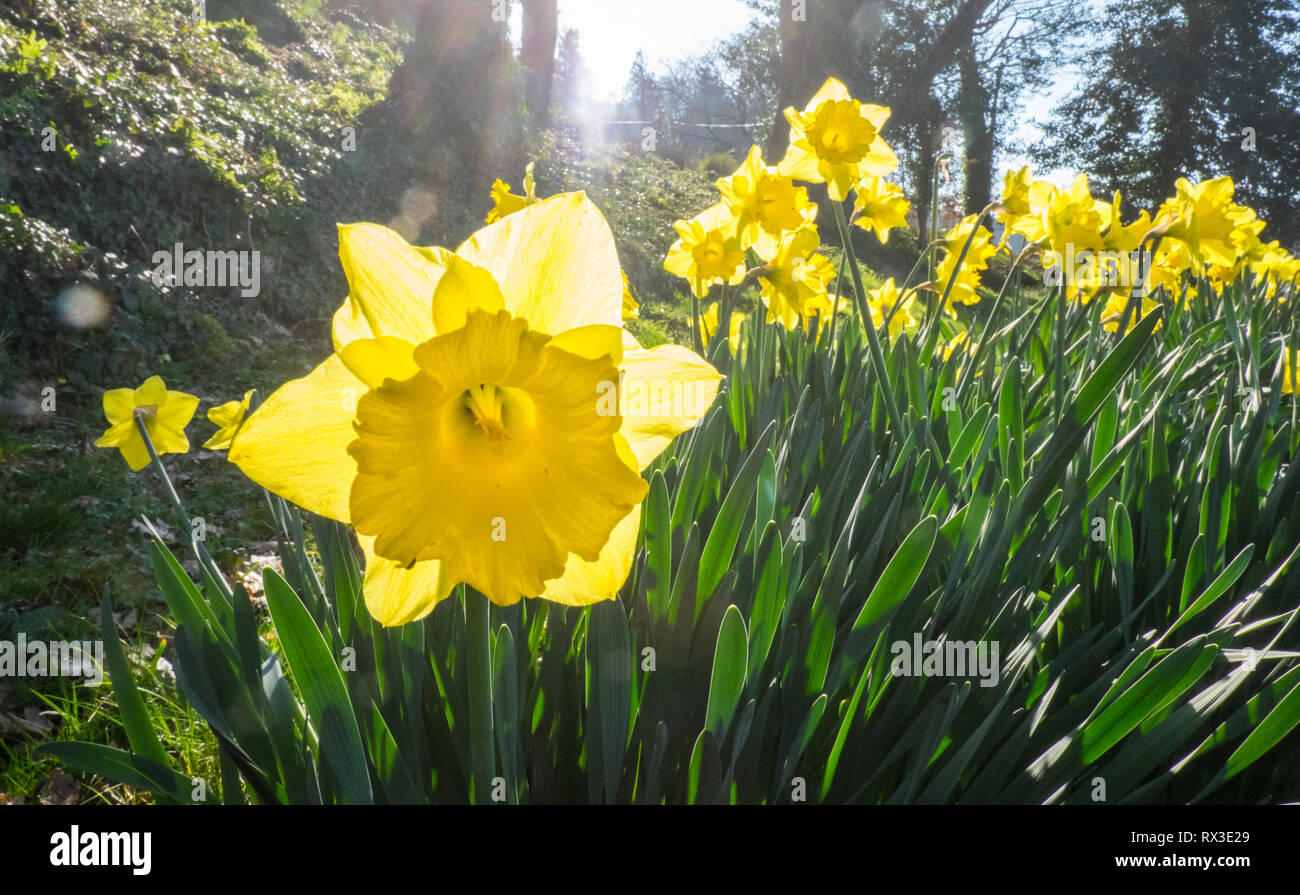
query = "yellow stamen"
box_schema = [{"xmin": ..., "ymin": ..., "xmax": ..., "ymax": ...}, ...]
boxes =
[{"xmin": 465, "ymin": 384, "xmax": 508, "ymax": 441}]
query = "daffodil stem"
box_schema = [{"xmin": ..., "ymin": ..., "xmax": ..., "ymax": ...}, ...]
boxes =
[
  {"xmin": 133, "ymin": 416, "xmax": 232, "ymax": 601},
  {"xmin": 134, "ymin": 416, "xmax": 190, "ymax": 535},
  {"xmin": 691, "ymin": 293, "xmax": 704, "ymax": 356},
  {"xmin": 466, "ymin": 588, "xmax": 495, "ymax": 804},
  {"xmin": 830, "ymin": 200, "xmax": 905, "ymax": 436},
  {"xmin": 1054, "ymin": 281, "xmax": 1068, "ymax": 424}
]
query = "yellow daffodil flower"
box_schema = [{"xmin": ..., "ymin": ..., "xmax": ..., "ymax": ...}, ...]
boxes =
[
  {"xmin": 485, "ymin": 161, "xmax": 538, "ymax": 224},
  {"xmin": 95, "ymin": 375, "xmax": 198, "ymax": 471},
  {"xmin": 621, "ymin": 270, "xmax": 639, "ymax": 319},
  {"xmin": 1100, "ymin": 292, "xmax": 1160, "ymax": 334},
  {"xmin": 663, "ymin": 202, "xmax": 747, "ymax": 298},
  {"xmin": 715, "ymin": 145, "xmax": 815, "ymax": 256},
  {"xmin": 799, "ymin": 295, "xmax": 852, "ymax": 337},
  {"xmin": 696, "ymin": 302, "xmax": 744, "ymax": 353},
  {"xmin": 852, "ymin": 176, "xmax": 910, "ymax": 243},
  {"xmin": 865, "ymin": 278, "xmax": 916, "ymax": 340},
  {"xmin": 758, "ymin": 225, "xmax": 836, "ymax": 329},
  {"xmin": 942, "ymin": 330, "xmax": 971, "ymax": 362},
  {"xmin": 1283, "ymin": 348, "xmax": 1299, "ymax": 395},
  {"xmin": 934, "ymin": 215, "xmax": 997, "ymax": 311},
  {"xmin": 204, "ymin": 390, "xmax": 254, "ymax": 450},
  {"xmin": 1157, "ymin": 176, "xmax": 1257, "ymax": 273},
  {"xmin": 777, "ymin": 77, "xmax": 898, "ymax": 201},
  {"xmin": 1042, "ymin": 174, "xmax": 1111, "ymax": 256},
  {"xmin": 231, "ymin": 193, "xmax": 722, "ymax": 625}
]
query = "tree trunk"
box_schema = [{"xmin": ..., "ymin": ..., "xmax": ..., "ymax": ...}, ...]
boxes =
[
  {"xmin": 521, "ymin": 0, "xmax": 558, "ymax": 127},
  {"xmin": 957, "ymin": 41, "xmax": 993, "ymax": 216}
]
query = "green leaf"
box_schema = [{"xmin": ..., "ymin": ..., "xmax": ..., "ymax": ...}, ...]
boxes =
[
  {"xmin": 1080, "ymin": 636, "xmax": 1218, "ymax": 764},
  {"xmin": 854, "ymin": 515, "xmax": 938, "ymax": 631},
  {"xmin": 697, "ymin": 423, "xmax": 776, "ymax": 602},
  {"xmin": 705, "ymin": 605, "xmax": 748, "ymax": 739},
  {"xmin": 40, "ymin": 742, "xmax": 205, "ymax": 804},
  {"xmin": 1224, "ymin": 674, "xmax": 1300, "ymax": 780},
  {"xmin": 263, "ymin": 569, "xmax": 372, "ymax": 805},
  {"xmin": 98, "ymin": 590, "xmax": 169, "ymax": 772}
]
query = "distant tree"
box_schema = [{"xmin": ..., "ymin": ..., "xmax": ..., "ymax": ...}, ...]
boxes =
[
  {"xmin": 554, "ymin": 27, "xmax": 588, "ymax": 116},
  {"xmin": 1035, "ymin": 0, "xmax": 1300, "ymax": 245}
]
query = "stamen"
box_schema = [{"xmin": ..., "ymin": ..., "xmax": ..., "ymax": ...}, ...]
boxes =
[{"xmin": 465, "ymin": 384, "xmax": 508, "ymax": 441}]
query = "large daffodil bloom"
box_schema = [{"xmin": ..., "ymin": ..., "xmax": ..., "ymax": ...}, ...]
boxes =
[
  {"xmin": 778, "ymin": 77, "xmax": 898, "ymax": 202},
  {"xmin": 95, "ymin": 375, "xmax": 198, "ymax": 471},
  {"xmin": 231, "ymin": 193, "xmax": 722, "ymax": 625}
]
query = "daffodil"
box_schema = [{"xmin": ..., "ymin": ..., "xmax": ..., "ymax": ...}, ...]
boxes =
[
  {"xmin": 204, "ymin": 390, "xmax": 254, "ymax": 450},
  {"xmin": 621, "ymin": 270, "xmax": 639, "ymax": 320},
  {"xmin": 935, "ymin": 215, "xmax": 997, "ymax": 310},
  {"xmin": 1283, "ymin": 348, "xmax": 1299, "ymax": 396},
  {"xmin": 715, "ymin": 145, "xmax": 814, "ymax": 255},
  {"xmin": 1099, "ymin": 292, "xmax": 1160, "ymax": 334},
  {"xmin": 485, "ymin": 161, "xmax": 538, "ymax": 224},
  {"xmin": 663, "ymin": 202, "xmax": 747, "ymax": 299},
  {"xmin": 777, "ymin": 77, "xmax": 897, "ymax": 201},
  {"xmin": 696, "ymin": 302, "xmax": 744, "ymax": 353},
  {"xmin": 231, "ymin": 193, "xmax": 722, "ymax": 624},
  {"xmin": 758, "ymin": 225, "xmax": 836, "ymax": 329},
  {"xmin": 1041, "ymin": 174, "xmax": 1110, "ymax": 256},
  {"xmin": 852, "ymin": 176, "xmax": 910, "ymax": 243},
  {"xmin": 942, "ymin": 330, "xmax": 971, "ymax": 362},
  {"xmin": 999, "ymin": 166, "xmax": 1033, "ymax": 220},
  {"xmin": 1157, "ymin": 176, "xmax": 1257, "ymax": 273},
  {"xmin": 865, "ymin": 278, "xmax": 916, "ymax": 340},
  {"xmin": 95, "ymin": 375, "xmax": 198, "ymax": 471},
  {"xmin": 799, "ymin": 295, "xmax": 852, "ymax": 337}
]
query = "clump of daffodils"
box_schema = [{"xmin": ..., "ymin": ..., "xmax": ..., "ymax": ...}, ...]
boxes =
[{"xmin": 662, "ymin": 77, "xmax": 911, "ymax": 338}]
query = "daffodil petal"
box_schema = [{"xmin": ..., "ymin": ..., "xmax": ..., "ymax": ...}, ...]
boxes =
[
  {"xmin": 119, "ymin": 436, "xmax": 152, "ymax": 471},
  {"xmin": 548, "ymin": 324, "xmax": 624, "ymax": 364},
  {"xmin": 338, "ymin": 337, "xmax": 421, "ymax": 389},
  {"xmin": 229, "ymin": 353, "xmax": 363, "ymax": 523},
  {"xmin": 539, "ymin": 502, "xmax": 641, "ymax": 606},
  {"xmin": 618, "ymin": 335, "xmax": 723, "ymax": 470},
  {"xmin": 333, "ymin": 223, "xmax": 450, "ymax": 350},
  {"xmin": 103, "ymin": 388, "xmax": 135, "ymax": 425},
  {"xmin": 147, "ymin": 419, "xmax": 190, "ymax": 455},
  {"xmin": 134, "ymin": 375, "xmax": 168, "ymax": 407},
  {"xmin": 457, "ymin": 193, "xmax": 623, "ymax": 335},
  {"xmin": 94, "ymin": 420, "xmax": 135, "ymax": 448},
  {"xmin": 358, "ymin": 534, "xmax": 457, "ymax": 626},
  {"xmin": 154, "ymin": 391, "xmax": 199, "ymax": 433},
  {"xmin": 431, "ymin": 254, "xmax": 506, "ymax": 335}
]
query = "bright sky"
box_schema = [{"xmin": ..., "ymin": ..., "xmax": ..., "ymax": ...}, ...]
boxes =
[
  {"xmin": 509, "ymin": 0, "xmax": 1074, "ymax": 183},
  {"xmin": 509, "ymin": 0, "xmax": 758, "ymax": 102}
]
